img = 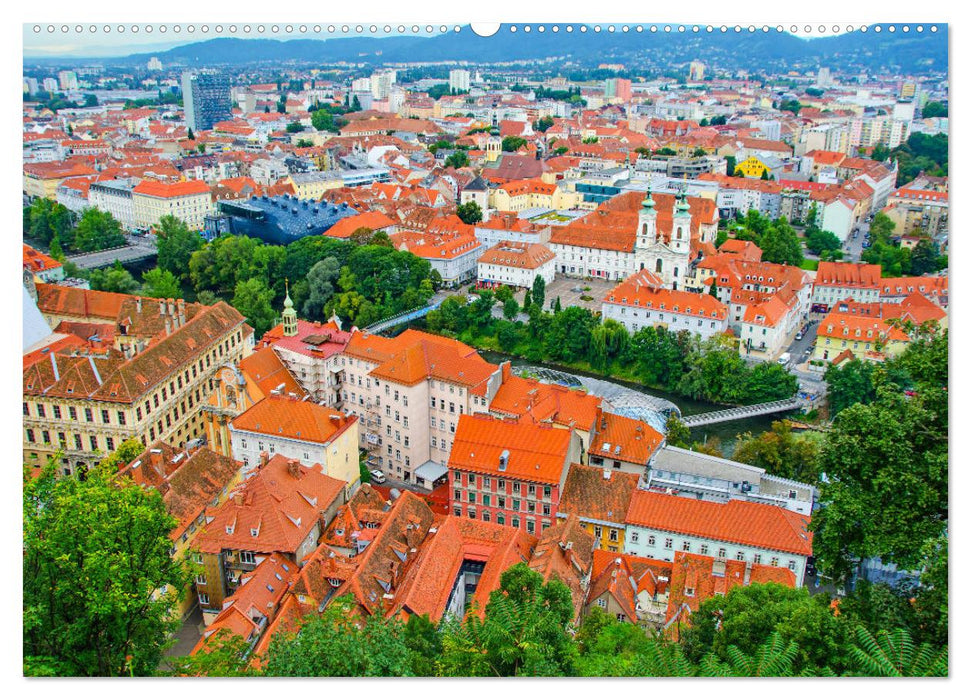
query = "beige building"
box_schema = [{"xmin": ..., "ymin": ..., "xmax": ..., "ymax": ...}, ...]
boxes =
[
  {"xmin": 132, "ymin": 179, "xmax": 214, "ymax": 230},
  {"xmin": 23, "ymin": 284, "xmax": 253, "ymax": 475},
  {"xmin": 288, "ymin": 170, "xmax": 343, "ymax": 200}
]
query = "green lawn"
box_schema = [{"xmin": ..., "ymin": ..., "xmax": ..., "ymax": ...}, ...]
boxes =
[{"xmin": 800, "ymin": 259, "xmax": 820, "ymax": 271}]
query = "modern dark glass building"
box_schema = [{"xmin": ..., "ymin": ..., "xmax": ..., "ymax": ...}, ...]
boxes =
[
  {"xmin": 182, "ymin": 71, "xmax": 232, "ymax": 132},
  {"xmin": 204, "ymin": 194, "xmax": 356, "ymax": 245}
]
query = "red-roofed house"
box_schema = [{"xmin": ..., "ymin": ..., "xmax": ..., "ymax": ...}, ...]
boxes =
[
  {"xmin": 229, "ymin": 395, "xmax": 360, "ymax": 484},
  {"xmin": 602, "ymin": 269, "xmax": 729, "ymax": 340},
  {"xmin": 192, "ymin": 453, "xmax": 349, "ymax": 621},
  {"xmin": 448, "ymin": 413, "xmax": 583, "ymax": 536},
  {"xmin": 623, "ymin": 490, "xmax": 813, "ymax": 586},
  {"xmin": 23, "ymin": 244, "xmax": 64, "ymax": 283},
  {"xmin": 132, "ymin": 178, "xmax": 214, "ymax": 230},
  {"xmin": 476, "ymin": 240, "xmax": 556, "ymax": 289}
]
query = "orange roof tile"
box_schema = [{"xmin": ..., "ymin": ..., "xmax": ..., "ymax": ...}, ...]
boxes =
[
  {"xmin": 231, "ymin": 395, "xmax": 356, "ymax": 445},
  {"xmin": 588, "ymin": 409, "xmax": 664, "ymax": 465},
  {"xmin": 558, "ymin": 463, "xmax": 640, "ymax": 524},
  {"xmin": 449, "ymin": 413, "xmax": 574, "ymax": 484},
  {"xmin": 625, "ymin": 491, "xmax": 813, "ymax": 556}
]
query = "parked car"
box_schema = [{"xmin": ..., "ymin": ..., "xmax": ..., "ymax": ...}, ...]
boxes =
[
  {"xmin": 369, "ymin": 469, "xmax": 387, "ymax": 484},
  {"xmin": 777, "ymin": 352, "xmax": 791, "ymax": 366},
  {"xmin": 795, "ymin": 332, "xmax": 803, "ymax": 340}
]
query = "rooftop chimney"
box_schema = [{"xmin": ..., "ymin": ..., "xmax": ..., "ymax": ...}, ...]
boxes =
[
  {"xmin": 164, "ymin": 317, "xmax": 172, "ymax": 336},
  {"xmin": 136, "ymin": 297, "xmax": 142, "ymax": 313},
  {"xmin": 158, "ymin": 298, "xmax": 166, "ymax": 315},
  {"xmin": 260, "ymin": 451, "xmax": 269, "ymax": 468},
  {"xmin": 177, "ymin": 299, "xmax": 186, "ymax": 326},
  {"xmin": 287, "ymin": 459, "xmax": 301, "ymax": 478}
]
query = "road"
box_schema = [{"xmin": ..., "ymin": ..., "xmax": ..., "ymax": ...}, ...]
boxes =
[
  {"xmin": 842, "ymin": 220, "xmax": 871, "ymax": 263},
  {"xmin": 65, "ymin": 234, "xmax": 158, "ymax": 270}
]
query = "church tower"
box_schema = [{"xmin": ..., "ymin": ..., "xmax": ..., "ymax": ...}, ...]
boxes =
[
  {"xmin": 636, "ymin": 186, "xmax": 658, "ymax": 250},
  {"xmin": 282, "ymin": 279, "xmax": 298, "ymax": 337},
  {"xmin": 671, "ymin": 189, "xmax": 692, "ymax": 256}
]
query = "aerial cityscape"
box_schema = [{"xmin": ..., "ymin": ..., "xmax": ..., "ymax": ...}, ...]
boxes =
[{"xmin": 21, "ymin": 23, "xmax": 949, "ymax": 679}]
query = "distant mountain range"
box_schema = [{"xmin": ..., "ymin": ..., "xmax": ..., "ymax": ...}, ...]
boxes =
[{"xmin": 34, "ymin": 24, "xmax": 949, "ymax": 76}]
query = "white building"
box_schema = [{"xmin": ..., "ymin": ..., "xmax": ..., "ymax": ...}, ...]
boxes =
[
  {"xmin": 228, "ymin": 394, "xmax": 361, "ymax": 485},
  {"xmin": 89, "ymin": 179, "xmax": 139, "ymax": 231},
  {"xmin": 624, "ymin": 490, "xmax": 814, "ymax": 587},
  {"xmin": 477, "ymin": 241, "xmax": 556, "ymax": 290},
  {"xmin": 449, "ymin": 69, "xmax": 471, "ymax": 93},
  {"xmin": 602, "ymin": 269, "xmax": 729, "ymax": 340},
  {"xmin": 811, "ymin": 261, "xmax": 883, "ymax": 311}
]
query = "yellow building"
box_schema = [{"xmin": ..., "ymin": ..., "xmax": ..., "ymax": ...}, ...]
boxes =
[
  {"xmin": 132, "ymin": 179, "xmax": 214, "ymax": 230},
  {"xmin": 203, "ymin": 345, "xmax": 307, "ymax": 457},
  {"xmin": 288, "ymin": 170, "xmax": 343, "ymax": 200},
  {"xmin": 556, "ymin": 464, "xmax": 641, "ymax": 554},
  {"xmin": 813, "ymin": 311, "xmax": 910, "ymax": 363},
  {"xmin": 24, "ymin": 285, "xmax": 253, "ymax": 475},
  {"xmin": 733, "ymin": 155, "xmax": 771, "ymax": 178},
  {"xmin": 490, "ymin": 179, "xmax": 579, "ymax": 212}
]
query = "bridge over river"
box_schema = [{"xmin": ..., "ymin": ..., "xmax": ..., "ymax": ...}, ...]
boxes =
[
  {"xmin": 65, "ymin": 235, "xmax": 157, "ymax": 270},
  {"xmin": 679, "ymin": 398, "xmax": 803, "ymax": 427}
]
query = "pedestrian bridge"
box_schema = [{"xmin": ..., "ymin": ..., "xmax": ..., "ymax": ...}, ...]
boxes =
[
  {"xmin": 365, "ymin": 300, "xmax": 442, "ymax": 335},
  {"xmin": 680, "ymin": 398, "xmax": 803, "ymax": 428}
]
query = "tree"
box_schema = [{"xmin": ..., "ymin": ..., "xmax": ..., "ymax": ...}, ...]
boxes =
[
  {"xmin": 544, "ymin": 306, "xmax": 595, "ymax": 363},
  {"xmin": 531, "ymin": 274, "xmax": 546, "ymax": 311},
  {"xmin": 664, "ymin": 414, "xmax": 691, "ymax": 448},
  {"xmin": 456, "ymin": 200, "xmax": 483, "ymax": 225},
  {"xmin": 403, "ymin": 614, "xmax": 442, "ymax": 677},
  {"xmin": 444, "ymin": 151, "xmax": 469, "ymax": 169},
  {"xmin": 24, "ymin": 198, "xmax": 73, "ymax": 247},
  {"xmin": 186, "ymin": 128, "xmax": 195, "ymax": 140},
  {"xmin": 155, "ymin": 215, "xmax": 202, "ymax": 281},
  {"xmin": 849, "ymin": 627, "xmax": 947, "ymax": 677},
  {"xmin": 167, "ymin": 629, "xmax": 254, "ymax": 677},
  {"xmin": 262, "ymin": 596, "xmax": 412, "ymax": 676},
  {"xmin": 89, "ymin": 264, "xmax": 140, "ymax": 294},
  {"xmin": 810, "ymin": 381, "xmax": 947, "ymax": 585},
  {"xmin": 232, "ymin": 278, "xmax": 277, "ymax": 337},
  {"xmin": 681, "ymin": 583, "xmax": 849, "ymax": 675},
  {"xmin": 533, "ymin": 116, "xmax": 554, "ymax": 132},
  {"xmin": 23, "ymin": 457, "xmax": 191, "ymax": 676},
  {"xmin": 805, "ymin": 228, "xmax": 842, "ymax": 256},
  {"xmin": 908, "ymin": 239, "xmax": 946, "ymax": 275},
  {"xmin": 285, "ymin": 122, "xmax": 305, "ymax": 133},
  {"xmin": 920, "ymin": 101, "xmax": 947, "ymax": 119},
  {"xmin": 73, "ymin": 208, "xmax": 126, "ymax": 252},
  {"xmin": 502, "ymin": 297, "xmax": 520, "ymax": 321},
  {"xmin": 501, "ymin": 136, "xmax": 527, "ymax": 152},
  {"xmin": 438, "ymin": 563, "xmax": 577, "ymax": 676},
  {"xmin": 732, "ymin": 420, "xmax": 821, "ymax": 484},
  {"xmin": 141, "ymin": 267, "xmax": 182, "ymax": 299},
  {"xmin": 301, "ymin": 257, "xmax": 341, "ymax": 320}
]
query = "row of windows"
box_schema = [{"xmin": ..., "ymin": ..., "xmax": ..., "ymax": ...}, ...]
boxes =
[
  {"xmin": 452, "ymin": 504, "xmax": 551, "ymax": 534},
  {"xmin": 453, "ymin": 489, "xmax": 552, "ymax": 516},
  {"xmin": 630, "ymin": 530, "xmax": 798, "ymax": 571},
  {"xmin": 452, "ymin": 471, "xmax": 552, "ymax": 499},
  {"xmin": 25, "ymin": 428, "xmax": 117, "ymax": 453},
  {"xmin": 25, "ymin": 402, "xmax": 128, "ymax": 426}
]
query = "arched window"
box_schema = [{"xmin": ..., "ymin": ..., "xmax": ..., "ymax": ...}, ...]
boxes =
[
  {"xmin": 674, "ymin": 267, "xmax": 679, "ymax": 279},
  {"xmin": 677, "ymin": 226, "xmax": 683, "ymax": 239},
  {"xmin": 655, "ymin": 259, "xmax": 663, "ymax": 274},
  {"xmin": 641, "ymin": 223, "xmax": 647, "ymax": 235}
]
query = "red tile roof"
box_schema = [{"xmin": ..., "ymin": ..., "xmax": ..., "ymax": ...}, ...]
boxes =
[
  {"xmin": 815, "ymin": 262, "xmax": 882, "ymax": 289},
  {"xmin": 194, "ymin": 454, "xmax": 347, "ymax": 556},
  {"xmin": 132, "ymin": 179, "xmax": 211, "ymax": 198},
  {"xmin": 449, "ymin": 413, "xmax": 574, "ymax": 484},
  {"xmin": 558, "ymin": 463, "xmax": 640, "ymax": 525},
  {"xmin": 231, "ymin": 395, "xmax": 356, "ymax": 445},
  {"xmin": 604, "ymin": 269, "xmax": 728, "ymax": 320},
  {"xmin": 478, "ymin": 240, "xmax": 554, "ymax": 270},
  {"xmin": 625, "ymin": 491, "xmax": 813, "ymax": 556}
]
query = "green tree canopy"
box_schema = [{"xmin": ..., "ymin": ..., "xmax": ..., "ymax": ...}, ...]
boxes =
[
  {"xmin": 24, "ymin": 456, "xmax": 190, "ymax": 676},
  {"xmin": 155, "ymin": 215, "xmax": 203, "ymax": 281}
]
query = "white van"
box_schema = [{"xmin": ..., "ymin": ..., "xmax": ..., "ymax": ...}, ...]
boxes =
[{"xmin": 778, "ymin": 352, "xmax": 791, "ymax": 366}]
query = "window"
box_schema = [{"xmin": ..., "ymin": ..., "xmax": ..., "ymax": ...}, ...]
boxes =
[
  {"xmin": 718, "ymin": 548, "xmax": 727, "ymax": 558},
  {"xmin": 89, "ymin": 436, "xmax": 98, "ymax": 451},
  {"xmin": 594, "ymin": 526, "xmax": 603, "ymax": 539},
  {"xmin": 788, "ymin": 560, "xmax": 797, "ymax": 571},
  {"xmin": 198, "ymin": 593, "xmax": 209, "ymax": 605},
  {"xmin": 53, "ymin": 405, "xmax": 61, "ymax": 419},
  {"xmin": 597, "ymin": 598, "xmax": 607, "ymax": 609},
  {"xmin": 195, "ymin": 574, "xmax": 207, "ymax": 585},
  {"xmin": 512, "ymin": 517, "xmax": 520, "ymax": 528},
  {"xmin": 36, "ymin": 404, "xmax": 45, "ymax": 418},
  {"xmin": 69, "ymin": 406, "xmax": 77, "ymax": 420},
  {"xmin": 616, "ymin": 614, "xmax": 626, "ymax": 622},
  {"xmin": 106, "ymin": 437, "xmax": 114, "ymax": 451},
  {"xmin": 664, "ymin": 538, "xmax": 673, "ymax": 549},
  {"xmin": 753, "ymin": 554, "xmax": 762, "ymax": 564},
  {"xmin": 685, "ymin": 587, "xmax": 695, "ymax": 598},
  {"xmin": 700, "ymin": 544, "xmax": 709, "ymax": 555},
  {"xmin": 630, "ymin": 531, "xmax": 639, "ymax": 543},
  {"xmin": 736, "ymin": 551, "xmax": 745, "ymax": 561},
  {"xmin": 117, "ymin": 411, "xmax": 126, "ymax": 425},
  {"xmin": 609, "ymin": 529, "xmax": 619, "ymax": 542},
  {"xmin": 240, "ymin": 551, "xmax": 256, "ymax": 565},
  {"xmin": 647, "ymin": 535, "xmax": 655, "ymax": 546},
  {"xmin": 101, "ymin": 410, "xmax": 110, "ymax": 424}
]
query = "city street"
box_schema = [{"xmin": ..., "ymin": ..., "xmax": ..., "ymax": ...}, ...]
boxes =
[{"xmin": 842, "ymin": 220, "xmax": 871, "ymax": 263}]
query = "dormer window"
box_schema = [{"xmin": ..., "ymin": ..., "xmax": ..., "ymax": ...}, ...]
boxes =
[
  {"xmin": 250, "ymin": 528, "xmax": 259, "ymax": 537},
  {"xmin": 225, "ymin": 526, "xmax": 234, "ymax": 535}
]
